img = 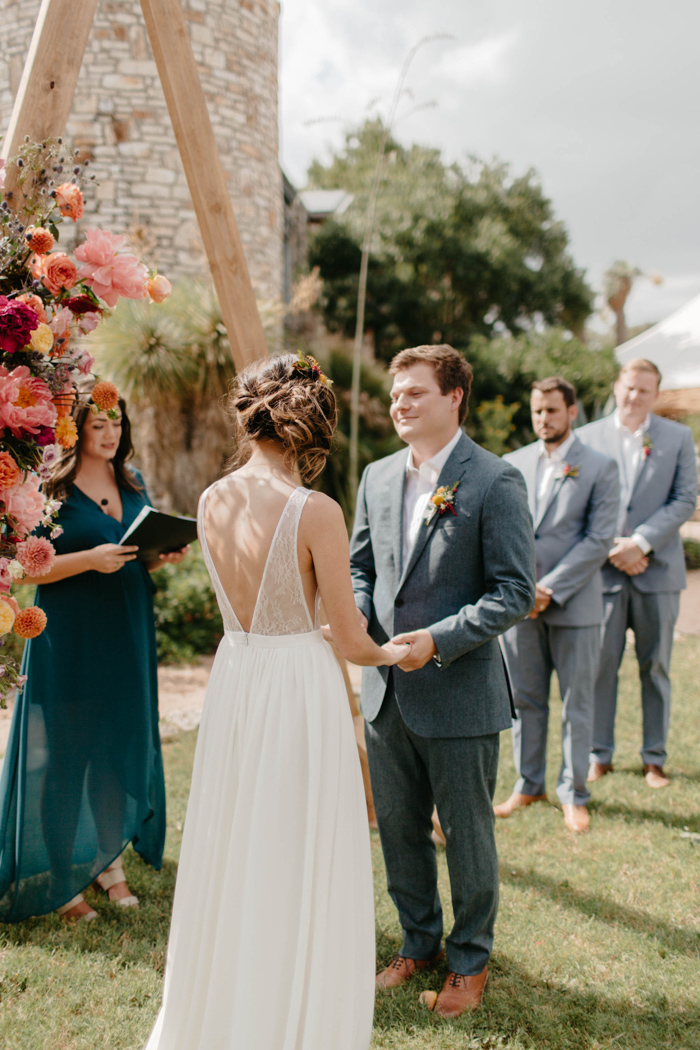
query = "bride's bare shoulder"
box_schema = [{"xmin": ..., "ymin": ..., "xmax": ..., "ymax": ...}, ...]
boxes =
[{"xmin": 301, "ymin": 490, "xmax": 345, "ymax": 534}]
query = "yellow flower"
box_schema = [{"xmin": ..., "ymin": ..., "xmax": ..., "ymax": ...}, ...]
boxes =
[
  {"xmin": 0, "ymin": 601, "xmax": 16, "ymax": 637},
  {"xmin": 432, "ymin": 492, "xmax": 445, "ymax": 506},
  {"xmin": 30, "ymin": 322, "xmax": 54, "ymax": 354},
  {"xmin": 55, "ymin": 416, "xmax": 78, "ymax": 449}
]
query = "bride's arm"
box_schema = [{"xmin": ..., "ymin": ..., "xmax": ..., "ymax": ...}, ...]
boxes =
[{"xmin": 306, "ymin": 494, "xmax": 407, "ymax": 667}]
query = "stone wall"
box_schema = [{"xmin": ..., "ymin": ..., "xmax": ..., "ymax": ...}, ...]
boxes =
[{"xmin": 0, "ymin": 0, "xmax": 282, "ymax": 302}]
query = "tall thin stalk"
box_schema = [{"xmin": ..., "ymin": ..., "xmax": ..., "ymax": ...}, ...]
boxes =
[{"xmin": 348, "ymin": 36, "xmax": 450, "ymax": 512}]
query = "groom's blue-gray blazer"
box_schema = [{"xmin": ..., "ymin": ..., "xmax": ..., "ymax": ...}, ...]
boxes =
[{"xmin": 350, "ymin": 431, "xmax": 536, "ymax": 739}]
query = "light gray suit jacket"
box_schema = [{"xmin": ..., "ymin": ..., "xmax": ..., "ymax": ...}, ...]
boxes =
[
  {"xmin": 577, "ymin": 413, "xmax": 697, "ymax": 594},
  {"xmin": 349, "ymin": 432, "xmax": 536, "ymax": 739},
  {"xmin": 504, "ymin": 436, "xmax": 620, "ymax": 627}
]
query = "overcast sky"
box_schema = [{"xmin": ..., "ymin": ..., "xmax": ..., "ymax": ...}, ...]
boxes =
[{"xmin": 279, "ymin": 0, "xmax": 700, "ymax": 330}]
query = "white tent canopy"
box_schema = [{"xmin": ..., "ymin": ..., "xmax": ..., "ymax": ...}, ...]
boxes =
[{"xmin": 616, "ymin": 294, "xmax": 700, "ymax": 390}]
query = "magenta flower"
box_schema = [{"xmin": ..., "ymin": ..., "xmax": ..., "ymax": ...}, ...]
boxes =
[
  {"xmin": 0, "ymin": 297, "xmax": 40, "ymax": 354},
  {"xmin": 74, "ymin": 228, "xmax": 148, "ymax": 307}
]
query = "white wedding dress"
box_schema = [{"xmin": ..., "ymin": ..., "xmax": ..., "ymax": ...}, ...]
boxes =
[{"xmin": 146, "ymin": 486, "xmax": 375, "ymax": 1050}]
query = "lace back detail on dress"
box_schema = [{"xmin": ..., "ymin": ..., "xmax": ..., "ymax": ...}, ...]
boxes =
[
  {"xmin": 198, "ymin": 485, "xmax": 316, "ymax": 637},
  {"xmin": 250, "ymin": 488, "xmax": 315, "ymax": 636}
]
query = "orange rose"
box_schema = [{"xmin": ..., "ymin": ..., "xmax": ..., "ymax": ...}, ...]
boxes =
[
  {"xmin": 26, "ymin": 226, "xmax": 54, "ymax": 254},
  {"xmin": 17, "ymin": 294, "xmax": 48, "ymax": 324},
  {"xmin": 52, "ymin": 391, "xmax": 75, "ymax": 418},
  {"xmin": 55, "ymin": 183, "xmax": 84, "ymax": 222},
  {"xmin": 147, "ymin": 274, "xmax": 172, "ymax": 303},
  {"xmin": 0, "ymin": 451, "xmax": 21, "ymax": 490},
  {"xmin": 42, "ymin": 252, "xmax": 78, "ymax": 296}
]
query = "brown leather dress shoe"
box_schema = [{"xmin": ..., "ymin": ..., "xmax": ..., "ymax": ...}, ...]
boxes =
[
  {"xmin": 375, "ymin": 950, "xmax": 444, "ymax": 989},
  {"xmin": 587, "ymin": 762, "xmax": 613, "ymax": 782},
  {"xmin": 420, "ymin": 967, "xmax": 488, "ymax": 1016},
  {"xmin": 562, "ymin": 803, "xmax": 590, "ymax": 833},
  {"xmin": 493, "ymin": 792, "xmax": 546, "ymax": 818},
  {"xmin": 644, "ymin": 764, "xmax": 670, "ymax": 788}
]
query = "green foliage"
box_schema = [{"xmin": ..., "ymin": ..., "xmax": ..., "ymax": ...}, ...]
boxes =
[
  {"xmin": 683, "ymin": 539, "xmax": 700, "ymax": 571},
  {"xmin": 308, "ymin": 119, "xmax": 594, "ymax": 361},
  {"xmin": 465, "ymin": 328, "xmax": 617, "ymax": 448},
  {"xmin": 151, "ymin": 544, "xmax": 223, "ymax": 664},
  {"xmin": 475, "ymin": 397, "xmax": 520, "ymax": 456}
]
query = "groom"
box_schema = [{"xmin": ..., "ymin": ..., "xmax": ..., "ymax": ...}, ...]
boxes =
[{"xmin": 350, "ymin": 344, "xmax": 535, "ymax": 1017}]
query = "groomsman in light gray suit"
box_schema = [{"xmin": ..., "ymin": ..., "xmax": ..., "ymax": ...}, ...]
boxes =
[
  {"xmin": 495, "ymin": 377, "xmax": 619, "ymax": 833},
  {"xmin": 350, "ymin": 345, "xmax": 535, "ymax": 1017},
  {"xmin": 577, "ymin": 358, "xmax": 697, "ymax": 788}
]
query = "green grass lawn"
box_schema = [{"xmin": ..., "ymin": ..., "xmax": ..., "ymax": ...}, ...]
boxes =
[{"xmin": 1, "ymin": 638, "xmax": 699, "ymax": 1049}]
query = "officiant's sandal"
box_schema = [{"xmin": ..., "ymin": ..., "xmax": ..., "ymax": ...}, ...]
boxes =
[
  {"xmin": 375, "ymin": 949, "xmax": 444, "ymax": 989},
  {"xmin": 56, "ymin": 893, "xmax": 98, "ymax": 922},
  {"xmin": 95, "ymin": 862, "xmax": 139, "ymax": 908}
]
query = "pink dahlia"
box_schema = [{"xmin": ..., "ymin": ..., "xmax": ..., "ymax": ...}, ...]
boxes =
[
  {"xmin": 74, "ymin": 228, "xmax": 148, "ymax": 307},
  {"xmin": 0, "ymin": 365, "xmax": 56, "ymax": 439},
  {"xmin": 3, "ymin": 472, "xmax": 46, "ymax": 537},
  {"xmin": 15, "ymin": 536, "xmax": 56, "ymax": 577}
]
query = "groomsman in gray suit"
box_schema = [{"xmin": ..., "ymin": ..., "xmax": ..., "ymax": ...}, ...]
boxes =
[
  {"xmin": 577, "ymin": 358, "xmax": 697, "ymax": 788},
  {"xmin": 350, "ymin": 345, "xmax": 535, "ymax": 1017},
  {"xmin": 494, "ymin": 377, "xmax": 619, "ymax": 832}
]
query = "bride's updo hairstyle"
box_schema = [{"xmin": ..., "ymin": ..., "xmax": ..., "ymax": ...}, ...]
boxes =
[{"xmin": 229, "ymin": 352, "xmax": 337, "ymax": 483}]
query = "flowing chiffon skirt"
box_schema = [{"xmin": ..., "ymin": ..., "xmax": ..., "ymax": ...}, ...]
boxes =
[{"xmin": 146, "ymin": 628, "xmax": 375, "ymax": 1050}]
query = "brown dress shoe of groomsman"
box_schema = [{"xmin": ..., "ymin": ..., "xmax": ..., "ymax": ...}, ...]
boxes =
[
  {"xmin": 587, "ymin": 762, "xmax": 613, "ymax": 782},
  {"xmin": 420, "ymin": 967, "xmax": 488, "ymax": 1017},
  {"xmin": 644, "ymin": 764, "xmax": 670, "ymax": 789},
  {"xmin": 493, "ymin": 792, "xmax": 546, "ymax": 818},
  {"xmin": 375, "ymin": 950, "xmax": 444, "ymax": 989},
  {"xmin": 562, "ymin": 804, "xmax": 590, "ymax": 833}
]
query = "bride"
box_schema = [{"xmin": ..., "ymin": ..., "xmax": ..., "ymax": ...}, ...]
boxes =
[{"xmin": 145, "ymin": 352, "xmax": 409, "ymax": 1050}]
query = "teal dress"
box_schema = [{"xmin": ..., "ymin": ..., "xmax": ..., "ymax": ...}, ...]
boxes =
[{"xmin": 0, "ymin": 470, "xmax": 165, "ymax": 922}]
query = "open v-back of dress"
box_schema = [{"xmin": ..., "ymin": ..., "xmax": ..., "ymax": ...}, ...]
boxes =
[{"xmin": 145, "ymin": 484, "xmax": 375, "ymax": 1050}]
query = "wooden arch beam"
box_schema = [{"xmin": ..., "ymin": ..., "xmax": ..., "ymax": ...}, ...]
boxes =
[{"xmin": 1, "ymin": 0, "xmax": 268, "ymax": 370}]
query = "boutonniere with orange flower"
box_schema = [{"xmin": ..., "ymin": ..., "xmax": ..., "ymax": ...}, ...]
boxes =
[
  {"xmin": 424, "ymin": 481, "xmax": 460, "ymax": 525},
  {"xmin": 642, "ymin": 433, "xmax": 653, "ymax": 458},
  {"xmin": 558, "ymin": 463, "xmax": 579, "ymax": 480}
]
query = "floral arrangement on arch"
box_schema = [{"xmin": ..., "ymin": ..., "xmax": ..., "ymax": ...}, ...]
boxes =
[{"xmin": 0, "ymin": 139, "xmax": 171, "ymax": 704}]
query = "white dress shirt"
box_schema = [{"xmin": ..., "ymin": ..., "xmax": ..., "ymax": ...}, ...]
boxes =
[
  {"xmin": 402, "ymin": 429, "xmax": 462, "ymax": 568},
  {"xmin": 612, "ymin": 410, "xmax": 652, "ymax": 554},
  {"xmin": 535, "ymin": 430, "xmax": 577, "ymax": 520}
]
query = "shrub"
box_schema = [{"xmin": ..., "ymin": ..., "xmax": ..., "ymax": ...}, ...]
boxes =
[
  {"xmin": 683, "ymin": 538, "xmax": 700, "ymax": 571},
  {"xmin": 152, "ymin": 544, "xmax": 223, "ymax": 663}
]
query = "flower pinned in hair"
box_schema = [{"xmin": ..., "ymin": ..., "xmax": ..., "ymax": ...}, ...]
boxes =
[
  {"xmin": 292, "ymin": 350, "xmax": 332, "ymax": 385},
  {"xmin": 91, "ymin": 380, "xmax": 120, "ymax": 414}
]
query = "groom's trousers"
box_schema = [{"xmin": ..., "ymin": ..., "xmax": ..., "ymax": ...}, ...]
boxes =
[{"xmin": 365, "ymin": 684, "xmax": 499, "ymax": 976}]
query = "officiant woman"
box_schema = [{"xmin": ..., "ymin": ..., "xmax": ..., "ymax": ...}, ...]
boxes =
[{"xmin": 0, "ymin": 397, "xmax": 188, "ymax": 923}]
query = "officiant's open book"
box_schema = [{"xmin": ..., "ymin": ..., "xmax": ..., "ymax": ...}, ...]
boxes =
[{"xmin": 119, "ymin": 506, "xmax": 198, "ymax": 562}]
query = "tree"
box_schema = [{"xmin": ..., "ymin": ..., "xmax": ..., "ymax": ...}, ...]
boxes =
[
  {"xmin": 308, "ymin": 120, "xmax": 594, "ymax": 361},
  {"xmin": 92, "ymin": 281, "xmax": 237, "ymax": 515},
  {"xmin": 465, "ymin": 328, "xmax": 618, "ymax": 448}
]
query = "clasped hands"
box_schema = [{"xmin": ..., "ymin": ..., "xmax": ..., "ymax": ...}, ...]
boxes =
[
  {"xmin": 607, "ymin": 537, "xmax": 649, "ymax": 576},
  {"xmin": 357, "ymin": 610, "xmax": 437, "ymax": 671}
]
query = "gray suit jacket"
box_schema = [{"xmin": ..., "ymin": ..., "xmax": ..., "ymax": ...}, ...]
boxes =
[
  {"xmin": 577, "ymin": 413, "xmax": 697, "ymax": 594},
  {"xmin": 504, "ymin": 436, "xmax": 620, "ymax": 626},
  {"xmin": 349, "ymin": 432, "xmax": 536, "ymax": 738}
]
